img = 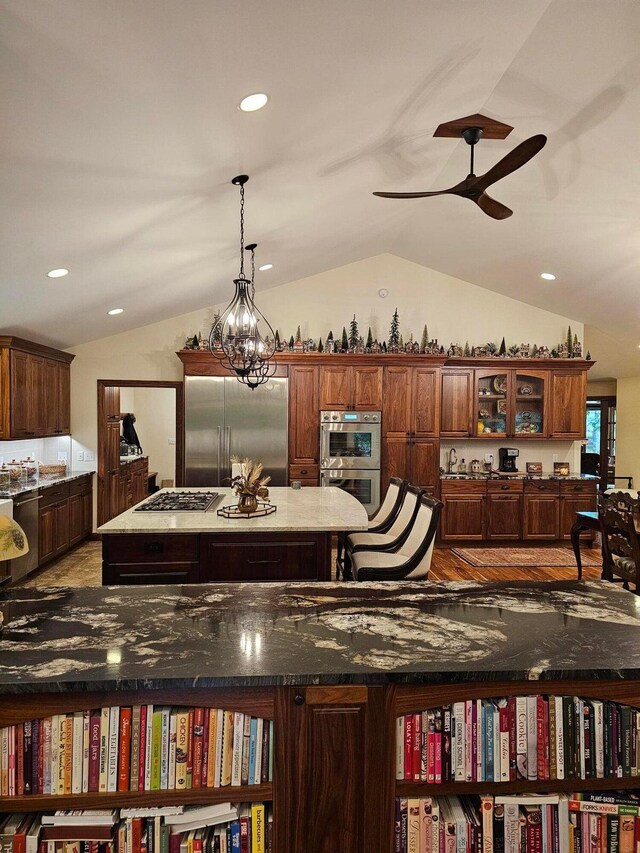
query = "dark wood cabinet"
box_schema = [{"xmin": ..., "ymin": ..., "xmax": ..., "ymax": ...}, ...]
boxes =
[
  {"xmin": 40, "ymin": 475, "xmax": 93, "ymax": 565},
  {"xmin": 382, "ymin": 366, "xmax": 411, "ymax": 435},
  {"xmin": 288, "ymin": 366, "xmax": 319, "ymax": 469},
  {"xmin": 523, "ymin": 493, "xmax": 560, "ymax": 539},
  {"xmin": 550, "ymin": 371, "xmax": 586, "ymax": 438},
  {"xmin": 320, "ymin": 366, "xmax": 382, "ymax": 411},
  {"xmin": 412, "ymin": 367, "xmax": 439, "ymax": 436},
  {"xmin": 38, "ymin": 504, "xmax": 56, "ymax": 565},
  {"xmin": 486, "ymin": 486, "xmax": 522, "ymax": 540},
  {"xmin": 68, "ymin": 493, "xmax": 84, "ymax": 547},
  {"xmin": 559, "ymin": 480, "xmax": 597, "ymax": 539},
  {"xmin": 440, "ymin": 481, "xmax": 486, "ymax": 541},
  {"xmin": 54, "ymin": 500, "xmax": 70, "ymax": 558},
  {"xmin": 0, "ymin": 338, "xmax": 73, "ymax": 439},
  {"xmin": 440, "ymin": 370, "xmax": 472, "ymax": 437},
  {"xmin": 382, "ymin": 437, "xmax": 439, "ymax": 491}
]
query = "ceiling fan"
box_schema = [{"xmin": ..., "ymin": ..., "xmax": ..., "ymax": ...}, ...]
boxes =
[{"xmin": 373, "ymin": 114, "xmax": 547, "ymax": 220}]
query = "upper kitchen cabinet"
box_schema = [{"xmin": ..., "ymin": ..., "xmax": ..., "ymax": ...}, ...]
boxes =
[
  {"xmin": 320, "ymin": 365, "xmax": 382, "ymax": 411},
  {"xmin": 474, "ymin": 368, "xmax": 510, "ymax": 439},
  {"xmin": 440, "ymin": 369, "xmax": 473, "ymax": 437},
  {"xmin": 0, "ymin": 337, "xmax": 74, "ymax": 439},
  {"xmin": 382, "ymin": 366, "xmax": 439, "ymax": 437},
  {"xmin": 550, "ymin": 370, "xmax": 587, "ymax": 438},
  {"xmin": 474, "ymin": 368, "xmax": 549, "ymax": 440},
  {"xmin": 511, "ymin": 370, "xmax": 548, "ymax": 438}
]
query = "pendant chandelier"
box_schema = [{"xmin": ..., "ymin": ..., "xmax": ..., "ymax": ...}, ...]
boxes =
[{"xmin": 209, "ymin": 175, "xmax": 276, "ymax": 389}]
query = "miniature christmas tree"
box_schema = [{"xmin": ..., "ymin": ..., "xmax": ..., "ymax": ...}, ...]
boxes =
[
  {"xmin": 274, "ymin": 329, "xmax": 281, "ymax": 349},
  {"xmin": 498, "ymin": 337, "xmax": 506, "ymax": 357},
  {"xmin": 289, "ymin": 335, "xmax": 294, "ymax": 350},
  {"xmin": 327, "ymin": 330, "xmax": 334, "ymax": 345},
  {"xmin": 531, "ymin": 344, "xmax": 539, "ymax": 357},
  {"xmin": 439, "ymin": 345, "xmax": 445, "ymax": 354},
  {"xmin": 295, "ymin": 325, "xmax": 302, "ymax": 343},
  {"xmin": 210, "ymin": 312, "xmax": 223, "ymax": 347},
  {"xmin": 399, "ymin": 333, "xmax": 404, "ymax": 348},
  {"xmin": 573, "ymin": 333, "xmax": 579, "ymax": 354},
  {"xmin": 464, "ymin": 341, "xmax": 470, "ymax": 357},
  {"xmin": 388, "ymin": 308, "xmax": 400, "ymax": 349},
  {"xmin": 366, "ymin": 327, "xmax": 373, "ymax": 350},
  {"xmin": 486, "ymin": 342, "xmax": 497, "ymax": 355},
  {"xmin": 341, "ymin": 327, "xmax": 348, "ymax": 352},
  {"xmin": 508, "ymin": 344, "xmax": 519, "ymax": 356},
  {"xmin": 317, "ymin": 337, "xmax": 324, "ymax": 353},
  {"xmin": 566, "ymin": 325, "xmax": 573, "ymax": 356},
  {"xmin": 586, "ymin": 351, "xmax": 591, "ymax": 360},
  {"xmin": 348, "ymin": 315, "xmax": 359, "ymax": 349},
  {"xmin": 381, "ymin": 341, "xmax": 387, "ymax": 353},
  {"xmin": 420, "ymin": 325, "xmax": 429, "ymax": 352}
]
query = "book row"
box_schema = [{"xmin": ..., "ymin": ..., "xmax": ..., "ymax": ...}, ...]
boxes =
[
  {"xmin": 0, "ymin": 803, "xmax": 272, "ymax": 853},
  {"xmin": 0, "ymin": 708, "xmax": 274, "ymax": 797},
  {"xmin": 396, "ymin": 697, "xmax": 640, "ymax": 784},
  {"xmin": 395, "ymin": 791, "xmax": 640, "ymax": 853}
]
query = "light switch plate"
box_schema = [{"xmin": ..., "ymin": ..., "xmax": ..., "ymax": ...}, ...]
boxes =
[
  {"xmin": 76, "ymin": 451, "xmax": 84, "ymax": 462},
  {"xmin": 57, "ymin": 452, "xmax": 68, "ymax": 462},
  {"xmin": 85, "ymin": 451, "xmax": 95, "ymax": 462}
]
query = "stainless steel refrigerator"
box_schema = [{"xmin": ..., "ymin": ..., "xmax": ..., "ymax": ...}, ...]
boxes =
[{"xmin": 185, "ymin": 376, "xmax": 289, "ymax": 487}]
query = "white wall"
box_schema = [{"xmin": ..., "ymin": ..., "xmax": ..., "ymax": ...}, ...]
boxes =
[
  {"xmin": 128, "ymin": 387, "xmax": 176, "ymax": 485},
  {"xmin": 615, "ymin": 377, "xmax": 640, "ymax": 491},
  {"xmin": 440, "ymin": 440, "xmax": 580, "ymax": 476}
]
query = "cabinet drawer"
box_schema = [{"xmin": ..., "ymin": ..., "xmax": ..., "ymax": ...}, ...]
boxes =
[
  {"xmin": 487, "ymin": 480, "xmax": 523, "ymax": 493},
  {"xmin": 524, "ymin": 480, "xmax": 560, "ymax": 495},
  {"xmin": 440, "ymin": 480, "xmax": 486, "ymax": 495},
  {"xmin": 103, "ymin": 534, "xmax": 199, "ymax": 563},
  {"xmin": 289, "ymin": 464, "xmax": 319, "ymax": 480},
  {"xmin": 69, "ymin": 475, "xmax": 92, "ymax": 496},
  {"xmin": 200, "ymin": 537, "xmax": 320, "ymax": 581},
  {"xmin": 559, "ymin": 480, "xmax": 597, "ymax": 495},
  {"xmin": 40, "ymin": 482, "xmax": 70, "ymax": 507},
  {"xmin": 103, "ymin": 562, "xmax": 200, "ymax": 585}
]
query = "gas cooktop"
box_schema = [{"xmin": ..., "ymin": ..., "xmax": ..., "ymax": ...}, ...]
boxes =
[{"xmin": 134, "ymin": 491, "xmax": 220, "ymax": 512}]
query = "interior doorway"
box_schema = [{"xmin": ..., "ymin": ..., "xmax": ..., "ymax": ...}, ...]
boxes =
[
  {"xmin": 582, "ymin": 395, "xmax": 617, "ymax": 488},
  {"xmin": 97, "ymin": 380, "xmax": 184, "ymax": 525}
]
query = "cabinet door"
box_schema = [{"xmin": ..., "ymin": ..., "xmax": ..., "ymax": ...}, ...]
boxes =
[
  {"xmin": 56, "ymin": 362, "xmax": 71, "ymax": 434},
  {"xmin": 550, "ymin": 371, "xmax": 586, "ymax": 438},
  {"xmin": 104, "ymin": 385, "xmax": 121, "ymax": 421},
  {"xmin": 54, "ymin": 499, "xmax": 70, "ymax": 557},
  {"xmin": 289, "ymin": 366, "xmax": 320, "ymax": 465},
  {"xmin": 81, "ymin": 490, "xmax": 93, "ymax": 537},
  {"xmin": 107, "ymin": 422, "xmax": 121, "ymax": 472},
  {"xmin": 68, "ymin": 493, "xmax": 83, "ymax": 547},
  {"xmin": 382, "ymin": 436, "xmax": 410, "ymax": 487},
  {"xmin": 523, "ymin": 495, "xmax": 559, "ymax": 539},
  {"xmin": 486, "ymin": 494, "xmax": 522, "ymax": 540},
  {"xmin": 512, "ymin": 370, "xmax": 548, "ymax": 438},
  {"xmin": 9, "ymin": 350, "xmax": 30, "ymax": 437},
  {"xmin": 107, "ymin": 471, "xmax": 120, "ymax": 521},
  {"xmin": 382, "ymin": 367, "xmax": 411, "ymax": 436},
  {"xmin": 27, "ymin": 355, "xmax": 45, "ymax": 437},
  {"xmin": 441, "ymin": 494, "xmax": 485, "ymax": 540},
  {"xmin": 474, "ymin": 369, "xmax": 509, "ymax": 438},
  {"xmin": 39, "ymin": 505, "xmax": 56, "ymax": 564},
  {"xmin": 411, "ymin": 438, "xmax": 439, "ymax": 489},
  {"xmin": 42, "ymin": 358, "xmax": 59, "ymax": 435},
  {"xmin": 412, "ymin": 367, "xmax": 439, "ymax": 436},
  {"xmin": 275, "ymin": 686, "xmax": 390, "ymax": 853},
  {"xmin": 352, "ymin": 366, "xmax": 382, "ymax": 410},
  {"xmin": 559, "ymin": 495, "xmax": 597, "ymax": 540},
  {"xmin": 440, "ymin": 370, "xmax": 472, "ymax": 437},
  {"xmin": 320, "ymin": 366, "xmax": 352, "ymax": 410}
]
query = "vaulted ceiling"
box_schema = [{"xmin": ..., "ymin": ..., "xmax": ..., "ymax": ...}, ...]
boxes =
[{"xmin": 1, "ymin": 0, "xmax": 639, "ymax": 367}]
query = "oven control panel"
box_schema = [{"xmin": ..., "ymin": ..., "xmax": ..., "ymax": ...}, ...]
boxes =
[{"xmin": 321, "ymin": 411, "xmax": 380, "ymax": 423}]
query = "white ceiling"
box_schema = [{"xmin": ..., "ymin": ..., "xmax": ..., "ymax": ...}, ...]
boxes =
[{"xmin": 1, "ymin": 0, "xmax": 640, "ymax": 366}]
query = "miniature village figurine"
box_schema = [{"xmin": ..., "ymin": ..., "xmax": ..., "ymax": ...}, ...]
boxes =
[
  {"xmin": 537, "ymin": 345, "xmax": 550, "ymax": 358},
  {"xmin": 517, "ymin": 343, "xmax": 530, "ymax": 358}
]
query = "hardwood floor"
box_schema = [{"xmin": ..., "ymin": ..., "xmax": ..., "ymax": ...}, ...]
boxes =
[{"xmin": 15, "ymin": 540, "xmax": 603, "ymax": 587}]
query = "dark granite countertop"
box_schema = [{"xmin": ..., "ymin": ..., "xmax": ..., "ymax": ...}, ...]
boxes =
[
  {"xmin": 440, "ymin": 473, "xmax": 597, "ymax": 482},
  {"xmin": 1, "ymin": 581, "xmax": 640, "ymax": 693}
]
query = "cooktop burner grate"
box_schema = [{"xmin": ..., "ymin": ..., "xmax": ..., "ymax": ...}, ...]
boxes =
[{"xmin": 134, "ymin": 491, "xmax": 220, "ymax": 512}]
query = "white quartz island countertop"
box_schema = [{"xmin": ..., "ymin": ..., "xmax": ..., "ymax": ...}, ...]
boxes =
[{"xmin": 97, "ymin": 486, "xmax": 368, "ymax": 534}]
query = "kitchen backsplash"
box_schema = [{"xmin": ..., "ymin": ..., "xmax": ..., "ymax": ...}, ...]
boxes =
[
  {"xmin": 0, "ymin": 435, "xmax": 72, "ymax": 465},
  {"xmin": 440, "ymin": 439, "xmax": 581, "ymax": 474}
]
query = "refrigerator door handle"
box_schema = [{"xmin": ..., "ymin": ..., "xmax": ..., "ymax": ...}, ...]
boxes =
[
  {"xmin": 216, "ymin": 426, "xmax": 222, "ymax": 485},
  {"xmin": 225, "ymin": 426, "xmax": 231, "ymax": 477}
]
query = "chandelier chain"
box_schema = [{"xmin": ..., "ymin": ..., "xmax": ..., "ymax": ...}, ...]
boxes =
[
  {"xmin": 239, "ymin": 183, "xmax": 245, "ymax": 277},
  {"xmin": 250, "ymin": 245, "xmax": 256, "ymax": 299}
]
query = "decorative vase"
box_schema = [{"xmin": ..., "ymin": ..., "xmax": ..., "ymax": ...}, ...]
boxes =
[{"xmin": 237, "ymin": 493, "xmax": 258, "ymax": 514}]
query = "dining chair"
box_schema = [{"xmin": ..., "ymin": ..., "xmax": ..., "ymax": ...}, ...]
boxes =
[
  {"xmin": 352, "ymin": 495, "xmax": 443, "ymax": 581},
  {"xmin": 599, "ymin": 490, "xmax": 640, "ymax": 592}
]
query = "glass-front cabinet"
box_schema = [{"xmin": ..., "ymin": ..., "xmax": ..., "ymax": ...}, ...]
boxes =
[
  {"xmin": 475, "ymin": 369, "xmax": 508, "ymax": 438},
  {"xmin": 474, "ymin": 369, "xmax": 548, "ymax": 439}
]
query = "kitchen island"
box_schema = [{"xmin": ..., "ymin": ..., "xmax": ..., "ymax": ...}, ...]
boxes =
[
  {"xmin": 1, "ymin": 581, "xmax": 640, "ymax": 853},
  {"xmin": 98, "ymin": 485, "xmax": 367, "ymax": 584}
]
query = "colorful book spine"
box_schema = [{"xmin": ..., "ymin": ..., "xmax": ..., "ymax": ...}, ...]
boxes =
[{"xmin": 118, "ymin": 707, "xmax": 132, "ymax": 792}]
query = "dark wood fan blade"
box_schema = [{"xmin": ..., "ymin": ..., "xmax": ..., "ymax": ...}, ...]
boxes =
[
  {"xmin": 373, "ymin": 189, "xmax": 453, "ymax": 198},
  {"xmin": 474, "ymin": 134, "xmax": 547, "ymax": 191},
  {"xmin": 474, "ymin": 192, "xmax": 513, "ymax": 220}
]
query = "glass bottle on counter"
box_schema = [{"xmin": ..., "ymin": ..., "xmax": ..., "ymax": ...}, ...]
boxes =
[{"xmin": 457, "ymin": 458, "xmax": 467, "ymax": 474}]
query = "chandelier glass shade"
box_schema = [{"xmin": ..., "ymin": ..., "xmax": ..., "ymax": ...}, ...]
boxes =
[{"xmin": 208, "ymin": 176, "xmax": 277, "ymax": 389}]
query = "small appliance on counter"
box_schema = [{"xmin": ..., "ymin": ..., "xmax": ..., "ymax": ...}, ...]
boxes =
[{"xmin": 498, "ymin": 447, "xmax": 519, "ymax": 472}]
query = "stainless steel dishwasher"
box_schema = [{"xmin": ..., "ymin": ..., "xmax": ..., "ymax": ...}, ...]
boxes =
[{"xmin": 10, "ymin": 491, "xmax": 41, "ymax": 581}]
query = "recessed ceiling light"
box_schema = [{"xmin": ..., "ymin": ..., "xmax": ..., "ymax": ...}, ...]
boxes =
[
  {"xmin": 540, "ymin": 272, "xmax": 556, "ymax": 281},
  {"xmin": 258, "ymin": 263, "xmax": 273, "ymax": 271},
  {"xmin": 47, "ymin": 268, "xmax": 68, "ymax": 278},
  {"xmin": 238, "ymin": 92, "xmax": 269, "ymax": 112},
  {"xmin": 107, "ymin": 308, "xmax": 124, "ymax": 315}
]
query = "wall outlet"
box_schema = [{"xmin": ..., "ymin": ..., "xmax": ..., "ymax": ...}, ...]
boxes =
[
  {"xmin": 85, "ymin": 451, "xmax": 95, "ymax": 462},
  {"xmin": 57, "ymin": 451, "xmax": 68, "ymax": 462},
  {"xmin": 168, "ymin": 438, "xmax": 176, "ymax": 445},
  {"xmin": 77, "ymin": 451, "xmax": 85, "ymax": 462}
]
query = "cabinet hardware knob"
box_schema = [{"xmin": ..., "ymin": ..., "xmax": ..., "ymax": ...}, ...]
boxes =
[
  {"xmin": 300, "ymin": 469, "xmax": 307, "ymax": 475},
  {"xmin": 501, "ymin": 485, "xmax": 509, "ymax": 490},
  {"xmin": 293, "ymin": 694, "xmax": 305, "ymax": 706}
]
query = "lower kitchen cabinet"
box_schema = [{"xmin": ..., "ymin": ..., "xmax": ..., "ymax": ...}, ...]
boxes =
[
  {"xmin": 559, "ymin": 479, "xmax": 598, "ymax": 539},
  {"xmin": 440, "ymin": 482, "xmax": 485, "ymax": 541},
  {"xmin": 486, "ymin": 495, "xmax": 522, "ymax": 539},
  {"xmin": 39, "ymin": 475, "xmax": 94, "ymax": 567}
]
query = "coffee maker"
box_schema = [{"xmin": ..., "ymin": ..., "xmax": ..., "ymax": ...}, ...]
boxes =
[{"xmin": 498, "ymin": 447, "xmax": 519, "ymax": 472}]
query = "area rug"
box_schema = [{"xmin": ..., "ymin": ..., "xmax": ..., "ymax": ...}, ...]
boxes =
[{"xmin": 451, "ymin": 547, "xmax": 602, "ymax": 568}]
